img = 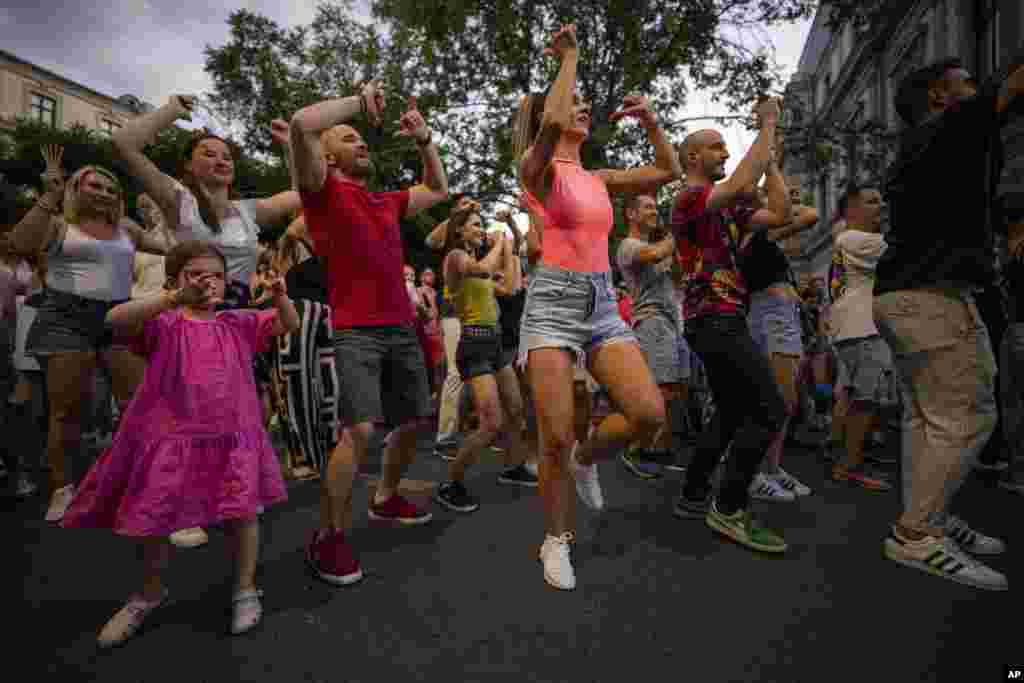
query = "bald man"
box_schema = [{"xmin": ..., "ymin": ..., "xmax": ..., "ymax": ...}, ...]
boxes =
[
  {"xmin": 290, "ymin": 83, "xmax": 449, "ymax": 586},
  {"xmin": 670, "ymin": 98, "xmax": 793, "ymax": 555}
]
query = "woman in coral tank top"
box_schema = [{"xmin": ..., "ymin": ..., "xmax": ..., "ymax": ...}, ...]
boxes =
[{"xmin": 512, "ymin": 24, "xmax": 680, "ymax": 590}]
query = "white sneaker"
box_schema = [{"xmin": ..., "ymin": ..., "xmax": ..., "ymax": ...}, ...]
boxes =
[
  {"xmin": 231, "ymin": 588, "xmax": 264, "ymax": 635},
  {"xmin": 749, "ymin": 473, "xmax": 795, "ymax": 502},
  {"xmin": 169, "ymin": 527, "xmax": 209, "ymax": 548},
  {"xmin": 884, "ymin": 533, "xmax": 1007, "ymax": 591},
  {"xmin": 945, "ymin": 516, "xmax": 1006, "ymax": 556},
  {"xmin": 570, "ymin": 443, "xmax": 604, "ymax": 512},
  {"xmin": 45, "ymin": 484, "xmax": 75, "ymax": 522},
  {"xmin": 539, "ymin": 532, "xmax": 576, "ymax": 590},
  {"xmin": 772, "ymin": 468, "xmax": 812, "ymax": 497}
]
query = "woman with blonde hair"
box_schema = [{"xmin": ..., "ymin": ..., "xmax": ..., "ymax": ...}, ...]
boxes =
[
  {"xmin": 11, "ymin": 145, "xmax": 171, "ymax": 521},
  {"xmin": 511, "ymin": 24, "xmax": 679, "ymax": 589}
]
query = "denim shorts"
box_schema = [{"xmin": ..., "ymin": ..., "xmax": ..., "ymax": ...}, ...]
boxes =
[
  {"xmin": 634, "ymin": 316, "xmax": 689, "ymax": 384},
  {"xmin": 332, "ymin": 325, "xmax": 432, "ymax": 427},
  {"xmin": 25, "ymin": 289, "xmax": 124, "ymax": 356},
  {"xmin": 747, "ymin": 289, "xmax": 804, "ymax": 357},
  {"xmin": 456, "ymin": 325, "xmax": 507, "ymax": 381},
  {"xmin": 518, "ymin": 265, "xmax": 634, "ymax": 368}
]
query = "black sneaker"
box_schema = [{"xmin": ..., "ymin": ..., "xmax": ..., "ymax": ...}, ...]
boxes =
[
  {"xmin": 434, "ymin": 481, "xmax": 480, "ymax": 513},
  {"xmin": 497, "ymin": 464, "xmax": 538, "ymax": 487},
  {"xmin": 673, "ymin": 492, "xmax": 710, "ymax": 519}
]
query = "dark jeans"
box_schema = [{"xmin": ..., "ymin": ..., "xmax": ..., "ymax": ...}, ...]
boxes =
[{"xmin": 683, "ymin": 314, "xmax": 786, "ymax": 513}]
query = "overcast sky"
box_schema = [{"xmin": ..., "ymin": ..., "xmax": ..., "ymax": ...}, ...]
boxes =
[{"xmin": 1, "ymin": 0, "xmax": 811, "ymax": 182}]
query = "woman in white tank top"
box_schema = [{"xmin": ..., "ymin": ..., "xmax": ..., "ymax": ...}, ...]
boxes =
[
  {"xmin": 113, "ymin": 96, "xmax": 300, "ymax": 308},
  {"xmin": 10, "ymin": 145, "xmax": 173, "ymax": 522}
]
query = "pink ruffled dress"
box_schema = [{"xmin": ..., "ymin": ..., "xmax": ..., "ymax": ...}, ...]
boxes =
[{"xmin": 62, "ymin": 309, "xmax": 288, "ymax": 537}]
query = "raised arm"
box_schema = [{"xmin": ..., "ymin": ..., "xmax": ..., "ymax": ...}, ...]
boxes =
[
  {"xmin": 112, "ymin": 96, "xmax": 195, "ymax": 232},
  {"xmin": 597, "ymin": 95, "xmax": 681, "ymax": 196},
  {"xmin": 251, "ymin": 118, "xmax": 302, "ymax": 227},
  {"xmin": 289, "ymin": 82, "xmax": 383, "ymax": 195},
  {"xmin": 391, "ymin": 98, "xmax": 448, "ymax": 215},
  {"xmin": 121, "ymin": 217, "xmax": 171, "ymax": 255},
  {"xmin": 708, "ymin": 97, "xmax": 780, "ymax": 211},
  {"xmin": 766, "ymin": 205, "xmax": 819, "ymax": 242},
  {"xmin": 11, "ymin": 144, "xmax": 64, "ymax": 256},
  {"xmin": 747, "ymin": 162, "xmax": 791, "ymax": 230},
  {"xmin": 495, "ymin": 209, "xmax": 523, "ymax": 293},
  {"xmin": 519, "ymin": 24, "xmax": 578, "ymax": 198},
  {"xmin": 426, "ymin": 198, "xmax": 479, "ymax": 250},
  {"xmin": 632, "ymin": 233, "xmax": 676, "ymax": 265}
]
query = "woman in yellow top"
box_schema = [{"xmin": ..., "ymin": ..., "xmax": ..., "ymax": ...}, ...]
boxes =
[{"xmin": 434, "ymin": 205, "xmax": 532, "ymax": 512}]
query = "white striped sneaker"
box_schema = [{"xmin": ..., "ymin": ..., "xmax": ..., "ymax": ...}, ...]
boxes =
[
  {"xmin": 884, "ymin": 533, "xmax": 1007, "ymax": 591},
  {"xmin": 771, "ymin": 468, "xmax": 812, "ymax": 497},
  {"xmin": 570, "ymin": 442, "xmax": 604, "ymax": 512},
  {"xmin": 945, "ymin": 516, "xmax": 1006, "ymax": 556},
  {"xmin": 749, "ymin": 473, "xmax": 795, "ymax": 502}
]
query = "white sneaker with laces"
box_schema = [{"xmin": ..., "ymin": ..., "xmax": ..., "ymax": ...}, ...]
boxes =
[
  {"xmin": 570, "ymin": 443, "xmax": 604, "ymax": 512},
  {"xmin": 97, "ymin": 590, "xmax": 168, "ymax": 648},
  {"xmin": 45, "ymin": 484, "xmax": 75, "ymax": 522},
  {"xmin": 231, "ymin": 588, "xmax": 264, "ymax": 634},
  {"xmin": 884, "ymin": 533, "xmax": 1007, "ymax": 591},
  {"xmin": 945, "ymin": 515, "xmax": 1006, "ymax": 556},
  {"xmin": 772, "ymin": 468, "xmax": 812, "ymax": 497},
  {"xmin": 169, "ymin": 527, "xmax": 209, "ymax": 548},
  {"xmin": 749, "ymin": 473, "xmax": 795, "ymax": 502},
  {"xmin": 539, "ymin": 532, "xmax": 576, "ymax": 590}
]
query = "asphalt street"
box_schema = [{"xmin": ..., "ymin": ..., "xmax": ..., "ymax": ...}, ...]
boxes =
[{"xmin": 9, "ymin": 434, "xmax": 1021, "ymax": 683}]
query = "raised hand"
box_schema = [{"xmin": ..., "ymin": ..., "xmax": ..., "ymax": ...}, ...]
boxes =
[
  {"xmin": 270, "ymin": 119, "xmax": 290, "ymax": 147},
  {"xmin": 610, "ymin": 93, "xmax": 656, "ymax": 127},
  {"xmin": 357, "ymin": 80, "xmax": 386, "ymax": 128},
  {"xmin": 40, "ymin": 144, "xmax": 65, "ymax": 196},
  {"xmin": 543, "ymin": 24, "xmax": 578, "ymax": 59},
  {"xmin": 170, "ymin": 95, "xmax": 197, "ymax": 120},
  {"xmin": 755, "ymin": 96, "xmax": 782, "ymax": 127},
  {"xmin": 395, "ymin": 97, "xmax": 431, "ymax": 144},
  {"xmin": 169, "ymin": 282, "xmax": 211, "ymax": 307}
]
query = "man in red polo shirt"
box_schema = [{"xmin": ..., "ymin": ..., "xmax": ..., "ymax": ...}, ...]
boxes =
[{"xmin": 290, "ymin": 82, "xmax": 448, "ymax": 585}]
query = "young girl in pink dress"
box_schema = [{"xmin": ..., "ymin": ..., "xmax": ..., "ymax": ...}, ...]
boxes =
[{"xmin": 61, "ymin": 240, "xmax": 299, "ymax": 647}]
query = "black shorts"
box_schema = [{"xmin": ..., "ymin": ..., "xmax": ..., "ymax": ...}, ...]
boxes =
[
  {"xmin": 456, "ymin": 326, "xmax": 506, "ymax": 381},
  {"xmin": 333, "ymin": 325, "xmax": 432, "ymax": 427}
]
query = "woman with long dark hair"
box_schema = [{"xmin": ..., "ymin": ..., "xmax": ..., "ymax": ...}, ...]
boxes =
[{"xmin": 113, "ymin": 99, "xmax": 300, "ymax": 309}]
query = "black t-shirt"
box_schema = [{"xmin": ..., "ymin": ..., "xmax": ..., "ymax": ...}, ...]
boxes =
[
  {"xmin": 875, "ymin": 91, "xmax": 1001, "ymax": 294},
  {"xmin": 497, "ymin": 288, "xmax": 526, "ymax": 349},
  {"xmin": 738, "ymin": 231, "xmax": 794, "ymax": 293},
  {"xmin": 285, "ymin": 256, "xmax": 328, "ymax": 305}
]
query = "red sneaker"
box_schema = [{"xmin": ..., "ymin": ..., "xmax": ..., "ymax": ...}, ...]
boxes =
[
  {"xmin": 368, "ymin": 494, "xmax": 433, "ymax": 525},
  {"xmin": 306, "ymin": 530, "xmax": 363, "ymax": 586}
]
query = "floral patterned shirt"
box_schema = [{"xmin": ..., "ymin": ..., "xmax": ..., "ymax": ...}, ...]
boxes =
[{"xmin": 670, "ymin": 185, "xmax": 754, "ymax": 321}]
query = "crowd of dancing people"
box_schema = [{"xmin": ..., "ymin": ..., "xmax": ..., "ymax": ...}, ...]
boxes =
[{"xmin": 2, "ymin": 25, "xmax": 1023, "ymax": 647}]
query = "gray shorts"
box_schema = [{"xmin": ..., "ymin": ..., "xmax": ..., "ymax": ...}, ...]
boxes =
[
  {"xmin": 747, "ymin": 290, "xmax": 804, "ymax": 357},
  {"xmin": 634, "ymin": 316, "xmax": 689, "ymax": 385},
  {"xmin": 25, "ymin": 289, "xmax": 122, "ymax": 356},
  {"xmin": 518, "ymin": 265, "xmax": 634, "ymax": 368},
  {"xmin": 835, "ymin": 335, "xmax": 894, "ymax": 404},
  {"xmin": 332, "ymin": 325, "xmax": 432, "ymax": 427}
]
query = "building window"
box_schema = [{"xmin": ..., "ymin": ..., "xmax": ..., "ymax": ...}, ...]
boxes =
[
  {"xmin": 29, "ymin": 93, "xmax": 57, "ymax": 127},
  {"xmin": 99, "ymin": 119, "xmax": 121, "ymax": 136}
]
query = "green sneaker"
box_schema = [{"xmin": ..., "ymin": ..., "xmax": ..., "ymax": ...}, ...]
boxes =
[{"xmin": 705, "ymin": 500, "xmax": 787, "ymax": 553}]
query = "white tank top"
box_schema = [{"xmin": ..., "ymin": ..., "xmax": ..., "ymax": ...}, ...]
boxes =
[
  {"xmin": 173, "ymin": 179, "xmax": 260, "ymax": 286},
  {"xmin": 46, "ymin": 222, "xmax": 135, "ymax": 302}
]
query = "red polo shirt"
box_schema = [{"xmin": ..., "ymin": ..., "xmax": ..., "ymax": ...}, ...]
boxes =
[{"xmin": 301, "ymin": 173, "xmax": 412, "ymax": 329}]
